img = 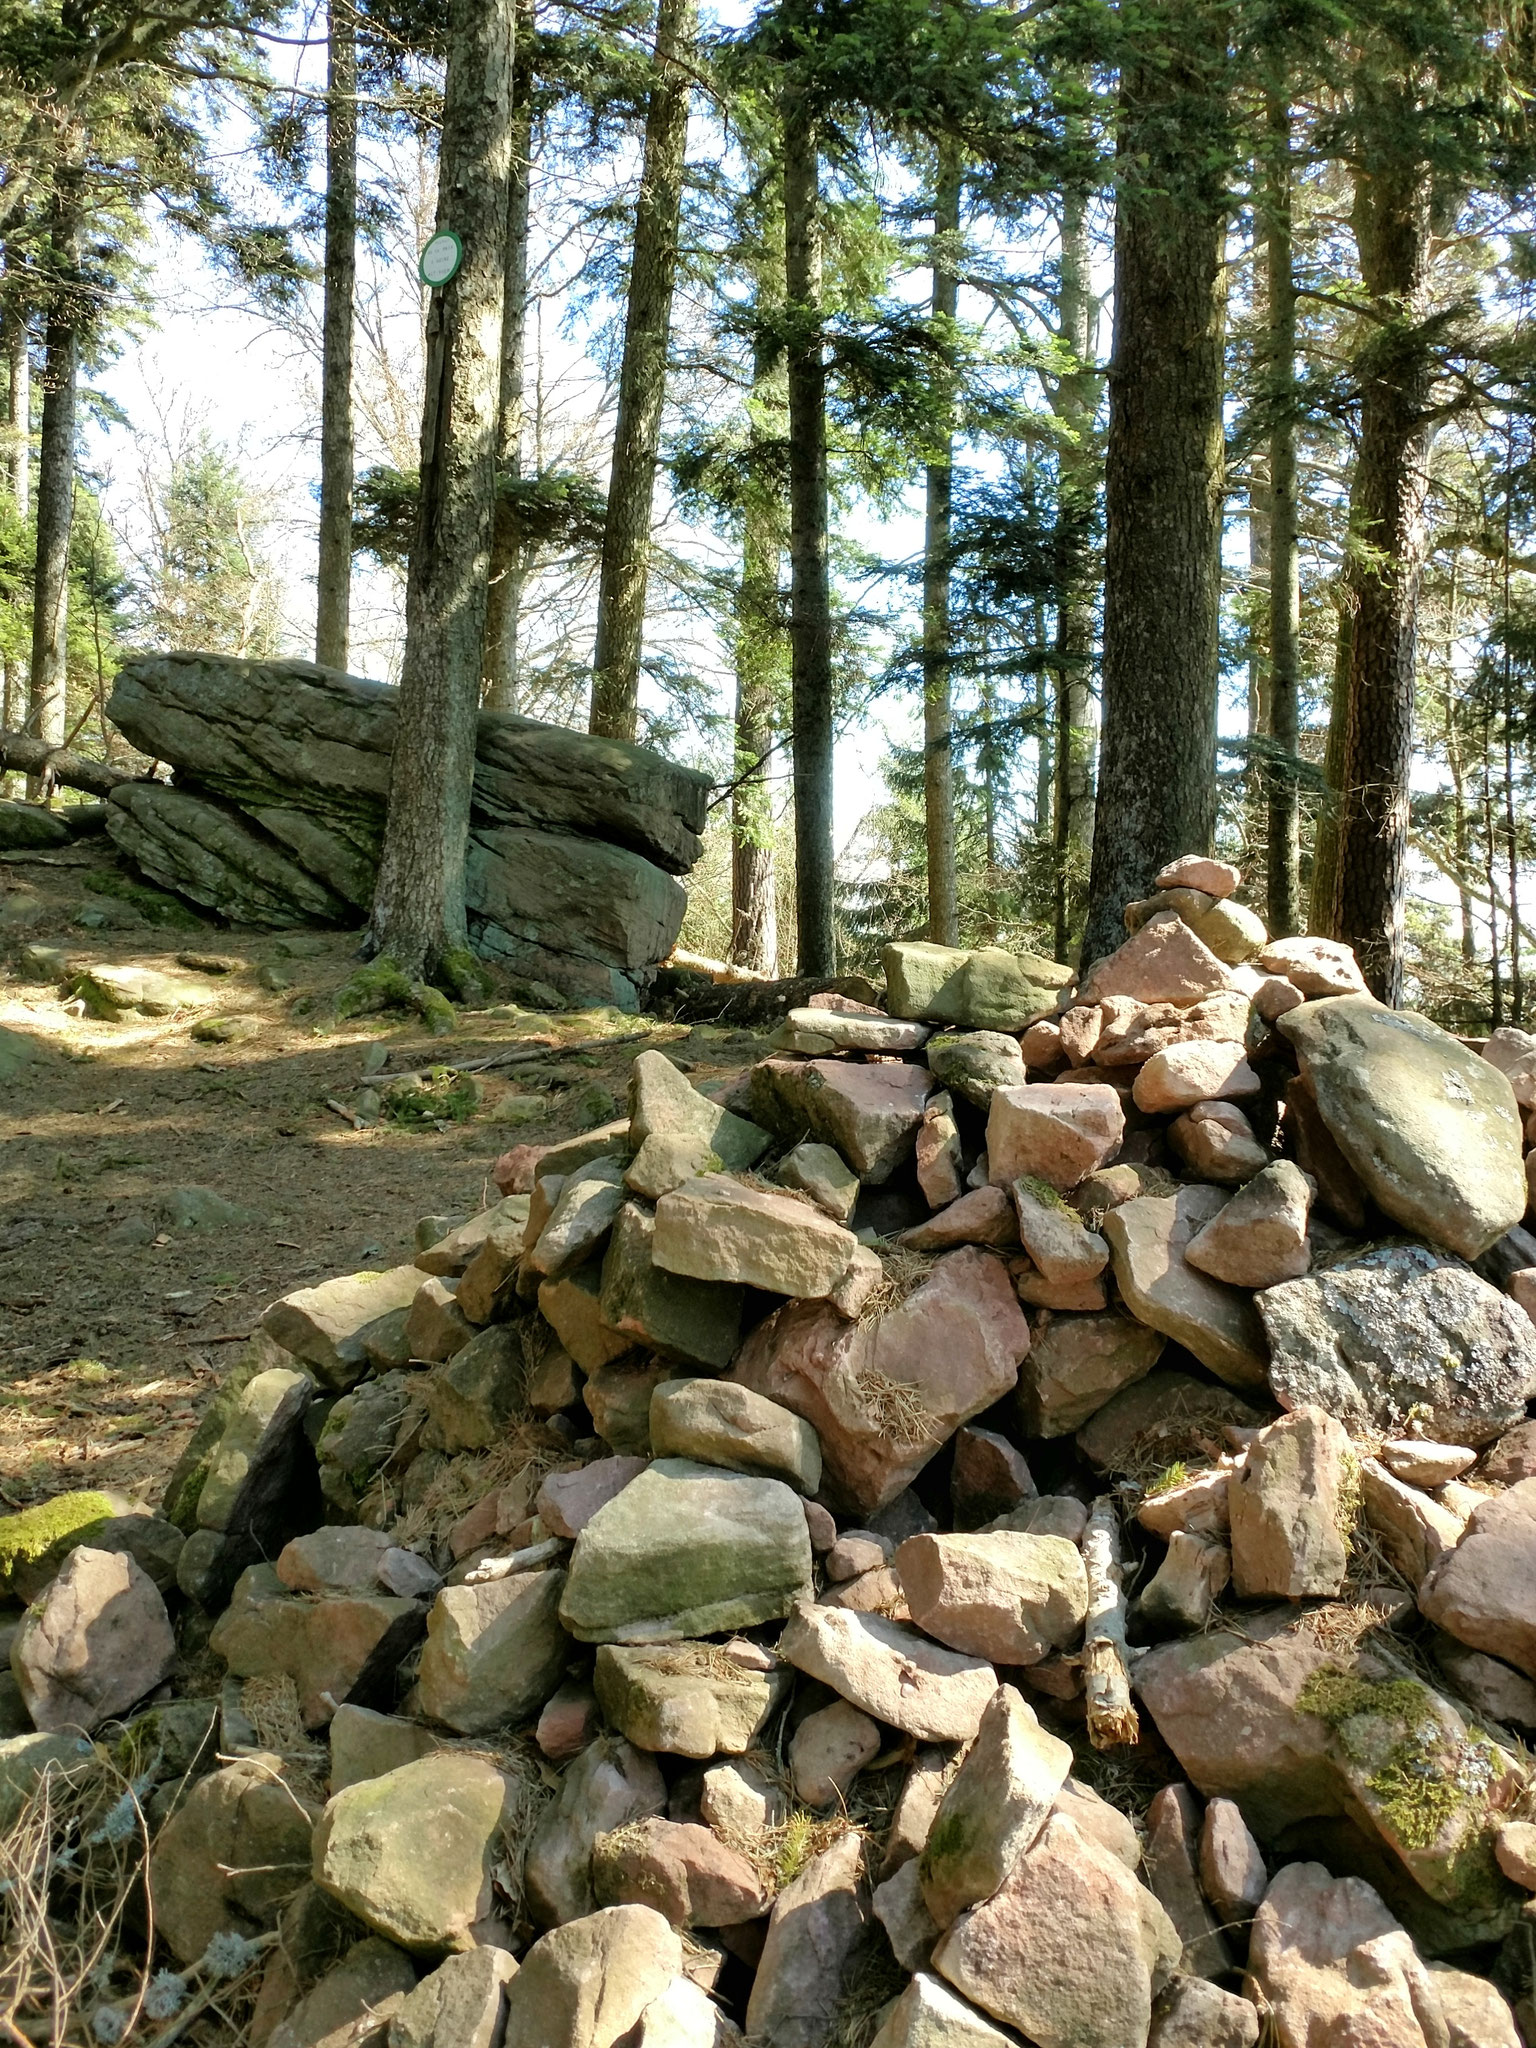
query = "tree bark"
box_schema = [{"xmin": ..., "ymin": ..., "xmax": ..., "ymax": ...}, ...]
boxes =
[
  {"xmin": 922, "ymin": 140, "xmax": 961, "ymax": 947},
  {"xmin": 1309, "ymin": 606, "xmax": 1352, "ymax": 932},
  {"xmin": 314, "ymin": 0, "xmax": 358, "ymax": 672},
  {"xmin": 28, "ymin": 296, "xmax": 77, "ymax": 800},
  {"xmin": 731, "ymin": 332, "xmax": 787, "ymax": 973},
  {"xmin": 1331, "ymin": 136, "xmax": 1434, "ymax": 1003},
  {"xmin": 1263, "ymin": 92, "xmax": 1302, "ymax": 937},
  {"xmin": 366, "ymin": 0, "xmax": 514, "ymax": 980},
  {"xmin": 784, "ymin": 86, "xmax": 835, "ymax": 975},
  {"xmin": 587, "ymin": 0, "xmax": 693, "ymax": 741},
  {"xmin": 483, "ymin": 0, "xmax": 535, "ymax": 711},
  {"xmin": 1050, "ymin": 176, "xmax": 1098, "ymax": 962},
  {"xmin": 5, "ymin": 288, "xmax": 27, "ymax": 516},
  {"xmin": 1081, "ymin": 23, "xmax": 1229, "ymax": 970}
]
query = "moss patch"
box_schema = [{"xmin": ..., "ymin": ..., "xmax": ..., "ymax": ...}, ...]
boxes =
[
  {"xmin": 83, "ymin": 870, "xmax": 203, "ymax": 928},
  {"xmin": 0, "ymin": 1491, "xmax": 122, "ymax": 1596},
  {"xmin": 382, "ymin": 1067, "xmax": 480, "ymax": 1129},
  {"xmin": 1012, "ymin": 1173, "xmax": 1074, "ymax": 1217},
  {"xmin": 334, "ymin": 960, "xmax": 457, "ymax": 1037}
]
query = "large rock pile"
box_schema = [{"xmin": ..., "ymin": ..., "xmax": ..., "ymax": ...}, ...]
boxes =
[
  {"xmin": 14, "ymin": 853, "xmax": 1536, "ymax": 2044},
  {"xmin": 101, "ymin": 653, "xmax": 711, "ymax": 1009}
]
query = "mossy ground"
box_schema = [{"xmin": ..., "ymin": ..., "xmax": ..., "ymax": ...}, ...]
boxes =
[{"xmin": 0, "ymin": 1489, "xmax": 121, "ymax": 1594}]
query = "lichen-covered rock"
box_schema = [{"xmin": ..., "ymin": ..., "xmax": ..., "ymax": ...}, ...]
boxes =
[
  {"xmin": 926, "ymin": 1032, "xmax": 1027, "ymax": 1108},
  {"xmin": 593, "ymin": 1641, "xmax": 790, "ymax": 1758},
  {"xmin": 885, "ymin": 941, "xmax": 1071, "ymax": 1032},
  {"xmin": 1260, "ymin": 1244, "xmax": 1536, "ymax": 1446},
  {"xmin": 1279, "ymin": 996, "xmax": 1527, "ymax": 1260},
  {"xmin": 313, "ymin": 1752, "xmax": 511, "ymax": 1953},
  {"xmin": 559, "ymin": 1460, "xmax": 812, "ymax": 1643},
  {"xmin": 415, "ymin": 1569, "xmax": 569, "ymax": 1732}
]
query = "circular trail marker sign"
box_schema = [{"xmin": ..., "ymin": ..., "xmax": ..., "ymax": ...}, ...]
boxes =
[{"xmin": 419, "ymin": 230, "xmax": 463, "ymax": 288}]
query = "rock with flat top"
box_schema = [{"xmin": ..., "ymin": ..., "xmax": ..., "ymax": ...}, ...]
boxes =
[
  {"xmin": 1279, "ymin": 995, "xmax": 1525, "ymax": 1259},
  {"xmin": 1258, "ymin": 936, "xmax": 1367, "ymax": 995},
  {"xmin": 919, "ymin": 1684, "xmax": 1072, "ymax": 1929},
  {"xmin": 593, "ymin": 1642, "xmax": 789, "ymax": 1758},
  {"xmin": 1420, "ymin": 1478, "xmax": 1536, "ymax": 1679},
  {"xmin": 598, "ymin": 1205, "xmax": 743, "ymax": 1370},
  {"xmin": 784, "ymin": 1005, "xmax": 930, "ymax": 1052},
  {"xmin": 1156, "ymin": 855, "xmax": 1240, "ymax": 898},
  {"xmin": 749, "ymin": 1057, "xmax": 934, "ymax": 1183},
  {"xmin": 885, "ymin": 940, "xmax": 1071, "ymax": 1032},
  {"xmin": 777, "ymin": 1600, "xmax": 995, "ymax": 1742},
  {"xmin": 1260, "ymin": 1243, "xmax": 1536, "ymax": 1445},
  {"xmin": 1076, "ymin": 1371, "xmax": 1267, "ymax": 1477},
  {"xmin": 933, "ymin": 1812, "xmax": 1180, "ymax": 2048},
  {"xmin": 896, "ymin": 1530, "xmax": 1088, "ymax": 1666},
  {"xmin": 652, "ymin": 1176, "xmax": 856, "ymax": 1298},
  {"xmin": 987, "ymin": 1084, "xmax": 1125, "ymax": 1193},
  {"xmin": 1103, "ymin": 1188, "xmax": 1269, "ymax": 1392},
  {"xmin": 560, "ymin": 1459, "xmax": 812, "ymax": 1643},
  {"xmin": 1358, "ymin": 1459, "xmax": 1466, "ymax": 1587},
  {"xmin": 1381, "ymin": 1439, "xmax": 1476, "ymax": 1486},
  {"xmin": 265, "ymin": 1267, "xmax": 427, "ymax": 1391}
]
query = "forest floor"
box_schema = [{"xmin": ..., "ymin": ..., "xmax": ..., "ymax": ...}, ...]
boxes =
[{"xmin": 0, "ymin": 835, "xmax": 769, "ymax": 1515}]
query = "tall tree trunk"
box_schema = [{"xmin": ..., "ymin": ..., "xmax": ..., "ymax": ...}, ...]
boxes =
[
  {"xmin": 922, "ymin": 141, "xmax": 961, "ymax": 947},
  {"xmin": 483, "ymin": 0, "xmax": 535, "ymax": 710},
  {"xmin": 5, "ymin": 290, "xmax": 27, "ymax": 516},
  {"xmin": 1330, "ymin": 138, "xmax": 1434, "ymax": 1003},
  {"xmin": 731, "ymin": 322, "xmax": 788, "ymax": 972},
  {"xmin": 28, "ymin": 289, "xmax": 77, "ymax": 799},
  {"xmin": 1081, "ymin": 20, "xmax": 1229, "ymax": 969},
  {"xmin": 784, "ymin": 87, "xmax": 834, "ymax": 975},
  {"xmin": 1309, "ymin": 606, "xmax": 1352, "ymax": 931},
  {"xmin": 1265, "ymin": 90, "xmax": 1302, "ymax": 937},
  {"xmin": 315, "ymin": 0, "xmax": 358, "ymax": 670},
  {"xmin": 1051, "ymin": 177, "xmax": 1099, "ymax": 963},
  {"xmin": 366, "ymin": 0, "xmax": 514, "ymax": 980},
  {"xmin": 1247, "ymin": 457, "xmax": 1271, "ymax": 865},
  {"xmin": 587, "ymin": 0, "xmax": 693, "ymax": 740}
]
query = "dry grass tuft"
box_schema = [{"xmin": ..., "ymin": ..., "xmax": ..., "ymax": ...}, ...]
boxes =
[
  {"xmin": 240, "ymin": 1675, "xmax": 329, "ymax": 1803},
  {"xmin": 855, "ymin": 1248, "xmax": 938, "ymax": 1328},
  {"xmin": 391, "ymin": 1422, "xmax": 561, "ymax": 1555},
  {"xmin": 847, "ymin": 1366, "xmax": 943, "ymax": 1448}
]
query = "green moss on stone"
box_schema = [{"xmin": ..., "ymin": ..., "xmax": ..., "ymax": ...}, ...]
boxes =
[
  {"xmin": 0, "ymin": 1492, "xmax": 120, "ymax": 1596},
  {"xmin": 1013, "ymin": 1174, "xmax": 1074, "ymax": 1217}
]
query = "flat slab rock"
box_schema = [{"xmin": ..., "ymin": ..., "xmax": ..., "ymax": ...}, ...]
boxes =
[
  {"xmin": 1280, "ymin": 996, "xmax": 1527, "ymax": 1260},
  {"xmin": 777, "ymin": 1598, "xmax": 996, "ymax": 1743},
  {"xmin": 1259, "ymin": 1243, "xmax": 1536, "ymax": 1446}
]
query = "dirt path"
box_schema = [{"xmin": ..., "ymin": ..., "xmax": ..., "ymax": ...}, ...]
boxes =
[{"xmin": 0, "ymin": 836, "xmax": 763, "ymax": 1514}]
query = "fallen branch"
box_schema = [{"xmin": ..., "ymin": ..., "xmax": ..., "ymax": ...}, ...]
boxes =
[
  {"xmin": 383, "ymin": 1028, "xmax": 658, "ymax": 1077},
  {"xmin": 0, "ymin": 728, "xmax": 143, "ymax": 800},
  {"xmin": 324, "ymin": 1096, "xmax": 368, "ymax": 1129},
  {"xmin": 1082, "ymin": 1494, "xmax": 1140, "ymax": 1749}
]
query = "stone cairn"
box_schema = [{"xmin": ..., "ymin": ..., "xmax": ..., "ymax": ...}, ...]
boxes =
[{"xmin": 10, "ymin": 854, "xmax": 1536, "ymax": 2047}]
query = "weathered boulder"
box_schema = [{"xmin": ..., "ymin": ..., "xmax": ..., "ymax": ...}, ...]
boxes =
[
  {"xmin": 986, "ymin": 1084, "xmax": 1125, "ymax": 1193},
  {"xmin": 896, "ymin": 1530, "xmax": 1088, "ymax": 1665},
  {"xmin": 151, "ymin": 1752, "xmax": 323, "ymax": 1962},
  {"xmin": 528, "ymin": 1163, "xmax": 627, "ymax": 1280},
  {"xmin": 1227, "ymin": 1408, "xmax": 1354, "ymax": 1601},
  {"xmin": 919, "ymin": 1685, "xmax": 1073, "ymax": 1928},
  {"xmin": 387, "ymin": 1947, "xmax": 515, "ymax": 2048},
  {"xmin": 926, "ymin": 1031, "xmax": 1027, "ymax": 1107},
  {"xmin": 777, "ymin": 1140, "xmax": 861, "ymax": 1222},
  {"xmin": 1077, "ymin": 912, "xmax": 1232, "ymax": 1008},
  {"xmin": 932, "ymin": 1812, "xmax": 1181, "ymax": 2048},
  {"xmin": 1279, "ymin": 996, "xmax": 1526, "ymax": 1259},
  {"xmin": 627, "ymin": 1050, "xmax": 769, "ymax": 1171},
  {"xmin": 313, "ymin": 1752, "xmax": 511, "ymax": 1953},
  {"xmin": 777, "ymin": 1600, "xmax": 996, "ymax": 1742},
  {"xmin": 598, "ymin": 1205, "xmax": 743, "ymax": 1369},
  {"xmin": 1017, "ymin": 1308, "xmax": 1165, "ymax": 1437},
  {"xmin": 885, "ymin": 940, "xmax": 1071, "ymax": 1031},
  {"xmin": 1102, "ymin": 1188, "xmax": 1270, "ymax": 1392},
  {"xmin": 525, "ymin": 1735, "xmax": 667, "ymax": 1926},
  {"xmin": 265, "ymin": 1271, "xmax": 423, "ymax": 1392},
  {"xmin": 498, "ymin": 1905, "xmax": 682, "ymax": 2048},
  {"xmin": 1184, "ymin": 1160, "xmax": 1311, "ymax": 1288},
  {"xmin": 1259, "ymin": 1244, "xmax": 1536, "ymax": 1445},
  {"xmin": 791, "ymin": 1698, "xmax": 882, "ymax": 1807},
  {"xmin": 11, "ymin": 1546, "xmax": 176, "ymax": 1733},
  {"xmin": 592, "ymin": 1816, "xmax": 770, "ymax": 1927},
  {"xmin": 897, "ymin": 1184, "xmax": 1020, "ymax": 1253},
  {"xmin": 652, "ymin": 1176, "xmax": 856, "ymax": 1297},
  {"xmin": 415, "ymin": 1568, "xmax": 569, "ymax": 1732},
  {"xmin": 648, "ymin": 1378, "xmax": 821, "ymax": 1493},
  {"xmin": 594, "ymin": 1641, "xmax": 790, "ymax": 1758},
  {"xmin": 748, "ymin": 1057, "xmax": 934, "ymax": 1182},
  {"xmin": 1245, "ymin": 1863, "xmax": 1452, "ymax": 2048},
  {"xmin": 559, "ymin": 1459, "xmax": 812, "ymax": 1642},
  {"xmin": 744, "ymin": 1831, "xmax": 868, "ymax": 2048},
  {"xmin": 210, "ymin": 1563, "xmax": 424, "ymax": 1729},
  {"xmin": 731, "ymin": 1248, "xmax": 1028, "ymax": 1516},
  {"xmin": 1420, "ymin": 1479, "xmax": 1536, "ymax": 1679}
]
